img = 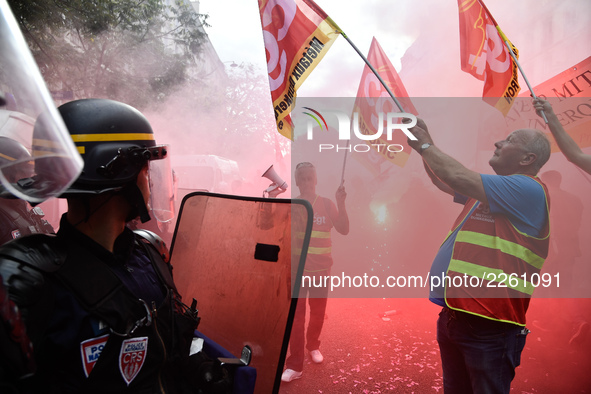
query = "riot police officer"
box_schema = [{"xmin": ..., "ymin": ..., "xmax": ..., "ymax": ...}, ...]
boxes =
[
  {"xmin": 0, "ymin": 2, "xmax": 84, "ymax": 390},
  {"xmin": 0, "ymin": 98, "xmax": 230, "ymax": 393}
]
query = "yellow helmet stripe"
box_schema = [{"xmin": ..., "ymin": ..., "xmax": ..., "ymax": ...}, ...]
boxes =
[
  {"xmin": 71, "ymin": 133, "xmax": 155, "ymax": 142},
  {"xmin": 33, "ymin": 138, "xmax": 62, "ymax": 148},
  {"xmin": 0, "ymin": 152, "xmax": 17, "ymax": 162}
]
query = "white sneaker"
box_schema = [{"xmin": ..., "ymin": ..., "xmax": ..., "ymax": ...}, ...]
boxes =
[
  {"xmin": 281, "ymin": 368, "xmax": 302, "ymax": 382},
  {"xmin": 309, "ymin": 349, "xmax": 323, "ymax": 363}
]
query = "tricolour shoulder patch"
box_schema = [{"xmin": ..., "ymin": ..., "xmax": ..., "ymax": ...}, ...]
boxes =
[{"xmin": 80, "ymin": 333, "xmax": 110, "ymax": 378}]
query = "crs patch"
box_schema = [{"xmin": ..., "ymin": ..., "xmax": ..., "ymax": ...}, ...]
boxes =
[
  {"xmin": 80, "ymin": 334, "xmax": 109, "ymax": 378},
  {"xmin": 119, "ymin": 337, "xmax": 148, "ymax": 386}
]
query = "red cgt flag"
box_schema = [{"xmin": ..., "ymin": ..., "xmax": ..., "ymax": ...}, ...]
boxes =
[
  {"xmin": 353, "ymin": 37, "xmax": 418, "ymax": 169},
  {"xmin": 458, "ymin": 0, "xmax": 520, "ymax": 116},
  {"xmin": 258, "ymin": 0, "xmax": 340, "ymax": 139}
]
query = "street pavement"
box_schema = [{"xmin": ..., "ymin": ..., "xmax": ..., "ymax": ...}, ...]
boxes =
[{"xmin": 278, "ymin": 298, "xmax": 591, "ymax": 393}]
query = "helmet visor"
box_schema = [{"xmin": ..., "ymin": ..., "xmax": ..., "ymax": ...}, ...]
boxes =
[
  {"xmin": 0, "ymin": 0, "xmax": 83, "ymax": 203},
  {"xmin": 148, "ymin": 145, "xmax": 174, "ymax": 224}
]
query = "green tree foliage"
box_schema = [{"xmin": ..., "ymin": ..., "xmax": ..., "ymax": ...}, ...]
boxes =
[
  {"xmin": 8, "ymin": 0, "xmax": 208, "ymax": 108},
  {"xmin": 225, "ymin": 65, "xmax": 276, "ymax": 135},
  {"xmin": 223, "ymin": 63, "xmax": 289, "ymax": 160}
]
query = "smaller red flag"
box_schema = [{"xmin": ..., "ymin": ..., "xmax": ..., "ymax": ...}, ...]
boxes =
[{"xmin": 353, "ymin": 37, "xmax": 417, "ymax": 169}]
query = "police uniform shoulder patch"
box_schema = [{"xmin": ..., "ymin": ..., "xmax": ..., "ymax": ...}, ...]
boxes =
[
  {"xmin": 119, "ymin": 337, "xmax": 148, "ymax": 386},
  {"xmin": 80, "ymin": 333, "xmax": 109, "ymax": 378}
]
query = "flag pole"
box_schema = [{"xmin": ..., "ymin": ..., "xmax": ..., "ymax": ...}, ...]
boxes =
[
  {"xmin": 327, "ymin": 17, "xmax": 405, "ymax": 113},
  {"xmin": 476, "ymin": 0, "xmax": 548, "ymax": 123},
  {"xmin": 339, "ymin": 140, "xmax": 349, "ymax": 187},
  {"xmin": 326, "ymin": 17, "xmax": 402, "ymax": 186},
  {"xmin": 497, "ymin": 30, "xmax": 548, "ymax": 123}
]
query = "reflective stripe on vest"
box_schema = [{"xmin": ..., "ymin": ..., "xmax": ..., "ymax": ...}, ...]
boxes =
[
  {"xmin": 294, "ymin": 229, "xmax": 332, "ymax": 255},
  {"xmin": 304, "ymin": 195, "xmax": 333, "ymax": 271},
  {"xmin": 448, "ymin": 259, "xmax": 536, "ymax": 295},
  {"xmin": 308, "ymin": 230, "xmax": 332, "ymax": 255},
  {"xmin": 454, "ymin": 231, "xmax": 545, "ymax": 270}
]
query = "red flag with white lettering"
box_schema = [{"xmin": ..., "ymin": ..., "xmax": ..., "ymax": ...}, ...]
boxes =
[
  {"xmin": 353, "ymin": 37, "xmax": 417, "ymax": 169},
  {"xmin": 458, "ymin": 0, "xmax": 520, "ymax": 116},
  {"xmin": 258, "ymin": 0, "xmax": 340, "ymax": 139}
]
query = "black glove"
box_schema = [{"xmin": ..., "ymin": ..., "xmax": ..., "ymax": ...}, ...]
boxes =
[{"xmin": 186, "ymin": 352, "xmax": 233, "ymax": 394}]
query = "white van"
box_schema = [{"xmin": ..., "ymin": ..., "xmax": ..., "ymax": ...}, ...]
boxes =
[{"xmin": 172, "ymin": 154, "xmax": 244, "ymax": 196}]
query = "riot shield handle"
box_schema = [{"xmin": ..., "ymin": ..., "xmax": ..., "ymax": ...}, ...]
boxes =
[{"xmin": 218, "ymin": 345, "xmax": 252, "ymax": 367}]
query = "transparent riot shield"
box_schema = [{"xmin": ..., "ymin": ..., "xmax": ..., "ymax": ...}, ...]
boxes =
[
  {"xmin": 0, "ymin": 0, "xmax": 83, "ymax": 203},
  {"xmin": 170, "ymin": 192, "xmax": 312, "ymax": 394}
]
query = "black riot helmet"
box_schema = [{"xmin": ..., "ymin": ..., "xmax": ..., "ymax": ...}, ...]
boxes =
[
  {"xmin": 0, "ymin": 136, "xmax": 33, "ymax": 183},
  {"xmin": 54, "ymin": 98, "xmax": 172, "ymax": 223}
]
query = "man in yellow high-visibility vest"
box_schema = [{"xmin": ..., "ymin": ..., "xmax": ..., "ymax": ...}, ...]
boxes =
[
  {"xmin": 408, "ymin": 118, "xmax": 551, "ymax": 394},
  {"xmin": 281, "ymin": 162, "xmax": 349, "ymax": 383}
]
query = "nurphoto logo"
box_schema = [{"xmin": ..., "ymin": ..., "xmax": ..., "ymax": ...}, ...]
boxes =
[{"xmin": 302, "ymin": 108, "xmax": 417, "ymax": 154}]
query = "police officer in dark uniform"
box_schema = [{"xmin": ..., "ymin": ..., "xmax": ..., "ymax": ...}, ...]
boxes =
[
  {"xmin": 0, "ymin": 98, "xmax": 230, "ymax": 393},
  {"xmin": 0, "ymin": 4, "xmax": 84, "ymax": 391},
  {"xmin": 0, "ymin": 138, "xmax": 53, "ymax": 394}
]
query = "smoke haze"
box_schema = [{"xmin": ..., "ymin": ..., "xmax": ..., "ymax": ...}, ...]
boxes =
[{"xmin": 33, "ymin": 0, "xmax": 591, "ymax": 391}]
